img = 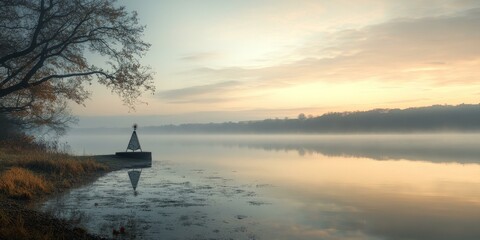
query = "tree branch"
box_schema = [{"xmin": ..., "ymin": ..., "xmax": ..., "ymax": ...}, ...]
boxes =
[
  {"xmin": 0, "ymin": 0, "xmax": 47, "ymax": 66},
  {"xmin": 31, "ymin": 70, "xmax": 114, "ymax": 87}
]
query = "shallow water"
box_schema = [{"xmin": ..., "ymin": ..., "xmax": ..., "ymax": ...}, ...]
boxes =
[{"xmin": 43, "ymin": 133, "xmax": 480, "ymax": 240}]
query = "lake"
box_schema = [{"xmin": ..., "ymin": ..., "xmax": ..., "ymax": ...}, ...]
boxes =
[{"xmin": 42, "ymin": 133, "xmax": 480, "ymax": 240}]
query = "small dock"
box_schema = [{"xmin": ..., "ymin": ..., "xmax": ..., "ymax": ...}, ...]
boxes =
[
  {"xmin": 115, "ymin": 151, "xmax": 151, "ymax": 160},
  {"xmin": 93, "ymin": 154, "xmax": 152, "ymax": 170}
]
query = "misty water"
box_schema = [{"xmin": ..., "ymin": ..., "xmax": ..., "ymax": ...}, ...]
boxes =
[{"xmin": 42, "ymin": 133, "xmax": 480, "ymax": 240}]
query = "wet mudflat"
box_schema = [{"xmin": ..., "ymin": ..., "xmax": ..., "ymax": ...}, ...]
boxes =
[
  {"xmin": 43, "ymin": 134, "xmax": 480, "ymax": 240},
  {"xmin": 43, "ymin": 159, "xmax": 274, "ymax": 240}
]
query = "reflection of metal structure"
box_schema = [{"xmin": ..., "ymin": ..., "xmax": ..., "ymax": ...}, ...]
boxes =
[
  {"xmin": 126, "ymin": 123, "xmax": 142, "ymax": 152},
  {"xmin": 128, "ymin": 169, "xmax": 142, "ymax": 191}
]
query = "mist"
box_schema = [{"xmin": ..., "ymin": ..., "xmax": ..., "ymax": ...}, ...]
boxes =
[{"xmin": 84, "ymin": 104, "xmax": 480, "ymax": 134}]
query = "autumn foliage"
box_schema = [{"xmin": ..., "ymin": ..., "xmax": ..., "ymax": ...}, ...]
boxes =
[{"xmin": 0, "ymin": 0, "xmax": 154, "ymax": 135}]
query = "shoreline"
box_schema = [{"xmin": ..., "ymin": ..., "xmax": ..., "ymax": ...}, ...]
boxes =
[{"xmin": 0, "ymin": 149, "xmax": 146, "ymax": 239}]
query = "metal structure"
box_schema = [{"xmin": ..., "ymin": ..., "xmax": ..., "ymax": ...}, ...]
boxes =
[{"xmin": 126, "ymin": 123, "xmax": 142, "ymax": 152}]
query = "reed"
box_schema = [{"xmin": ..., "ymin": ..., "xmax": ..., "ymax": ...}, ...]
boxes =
[
  {"xmin": 0, "ymin": 208, "xmax": 28, "ymax": 239},
  {"xmin": 14, "ymin": 151, "xmax": 108, "ymax": 177},
  {"xmin": 0, "ymin": 167, "xmax": 51, "ymax": 199},
  {"xmin": 0, "ymin": 147, "xmax": 107, "ymax": 239},
  {"xmin": 0, "ymin": 148, "xmax": 108, "ymax": 199}
]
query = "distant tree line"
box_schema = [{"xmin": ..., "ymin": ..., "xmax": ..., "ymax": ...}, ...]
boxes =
[{"xmin": 146, "ymin": 104, "xmax": 480, "ymax": 134}]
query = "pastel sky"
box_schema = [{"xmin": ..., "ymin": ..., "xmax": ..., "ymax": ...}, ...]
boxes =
[{"xmin": 72, "ymin": 0, "xmax": 480, "ymax": 127}]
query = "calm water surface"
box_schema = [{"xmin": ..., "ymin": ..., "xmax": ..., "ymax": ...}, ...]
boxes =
[{"xmin": 43, "ymin": 133, "xmax": 480, "ymax": 240}]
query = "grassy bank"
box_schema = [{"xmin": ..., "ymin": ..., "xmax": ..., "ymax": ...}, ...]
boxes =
[{"xmin": 0, "ymin": 146, "xmax": 109, "ymax": 240}]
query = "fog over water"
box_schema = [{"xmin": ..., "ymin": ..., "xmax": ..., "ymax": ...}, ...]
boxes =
[
  {"xmin": 45, "ymin": 133, "xmax": 480, "ymax": 240},
  {"xmin": 67, "ymin": 132, "xmax": 480, "ymax": 163}
]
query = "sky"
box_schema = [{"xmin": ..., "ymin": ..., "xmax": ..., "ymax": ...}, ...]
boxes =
[{"xmin": 71, "ymin": 0, "xmax": 480, "ymax": 127}]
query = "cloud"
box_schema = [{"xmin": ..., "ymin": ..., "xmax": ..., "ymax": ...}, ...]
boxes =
[
  {"xmin": 151, "ymin": 5, "xmax": 480, "ymax": 117},
  {"xmin": 185, "ymin": 7, "xmax": 480, "ymax": 88},
  {"xmin": 179, "ymin": 52, "xmax": 223, "ymax": 62},
  {"xmin": 156, "ymin": 81, "xmax": 243, "ymax": 103}
]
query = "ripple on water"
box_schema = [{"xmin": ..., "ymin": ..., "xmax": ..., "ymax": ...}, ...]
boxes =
[{"xmin": 41, "ymin": 162, "xmax": 273, "ymax": 240}]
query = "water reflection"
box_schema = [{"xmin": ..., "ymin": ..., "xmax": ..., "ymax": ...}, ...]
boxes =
[
  {"xmin": 128, "ymin": 169, "xmax": 141, "ymax": 195},
  {"xmin": 128, "ymin": 170, "xmax": 141, "ymax": 190},
  {"xmin": 242, "ymin": 156, "xmax": 480, "ymax": 240},
  {"xmin": 127, "ymin": 162, "xmax": 151, "ymax": 195},
  {"xmin": 122, "ymin": 159, "xmax": 152, "ymax": 196},
  {"xmin": 156, "ymin": 134, "xmax": 480, "ymax": 163},
  {"xmin": 53, "ymin": 134, "xmax": 480, "ymax": 239}
]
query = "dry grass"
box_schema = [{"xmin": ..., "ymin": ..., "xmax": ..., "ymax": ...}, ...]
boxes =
[
  {"xmin": 0, "ymin": 208, "xmax": 55, "ymax": 240},
  {"xmin": 0, "ymin": 167, "xmax": 51, "ymax": 199},
  {"xmin": 0, "ymin": 204, "xmax": 97, "ymax": 240},
  {"xmin": 0, "ymin": 208, "xmax": 12, "ymax": 229},
  {"xmin": 0, "ymin": 147, "xmax": 108, "ymax": 239},
  {"xmin": 0, "ymin": 208, "xmax": 29, "ymax": 239},
  {"xmin": 0, "ymin": 148, "xmax": 108, "ymax": 199},
  {"xmin": 14, "ymin": 151, "xmax": 108, "ymax": 177}
]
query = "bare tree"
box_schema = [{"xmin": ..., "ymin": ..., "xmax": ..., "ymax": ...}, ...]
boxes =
[{"xmin": 0, "ymin": 0, "xmax": 154, "ymax": 133}]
